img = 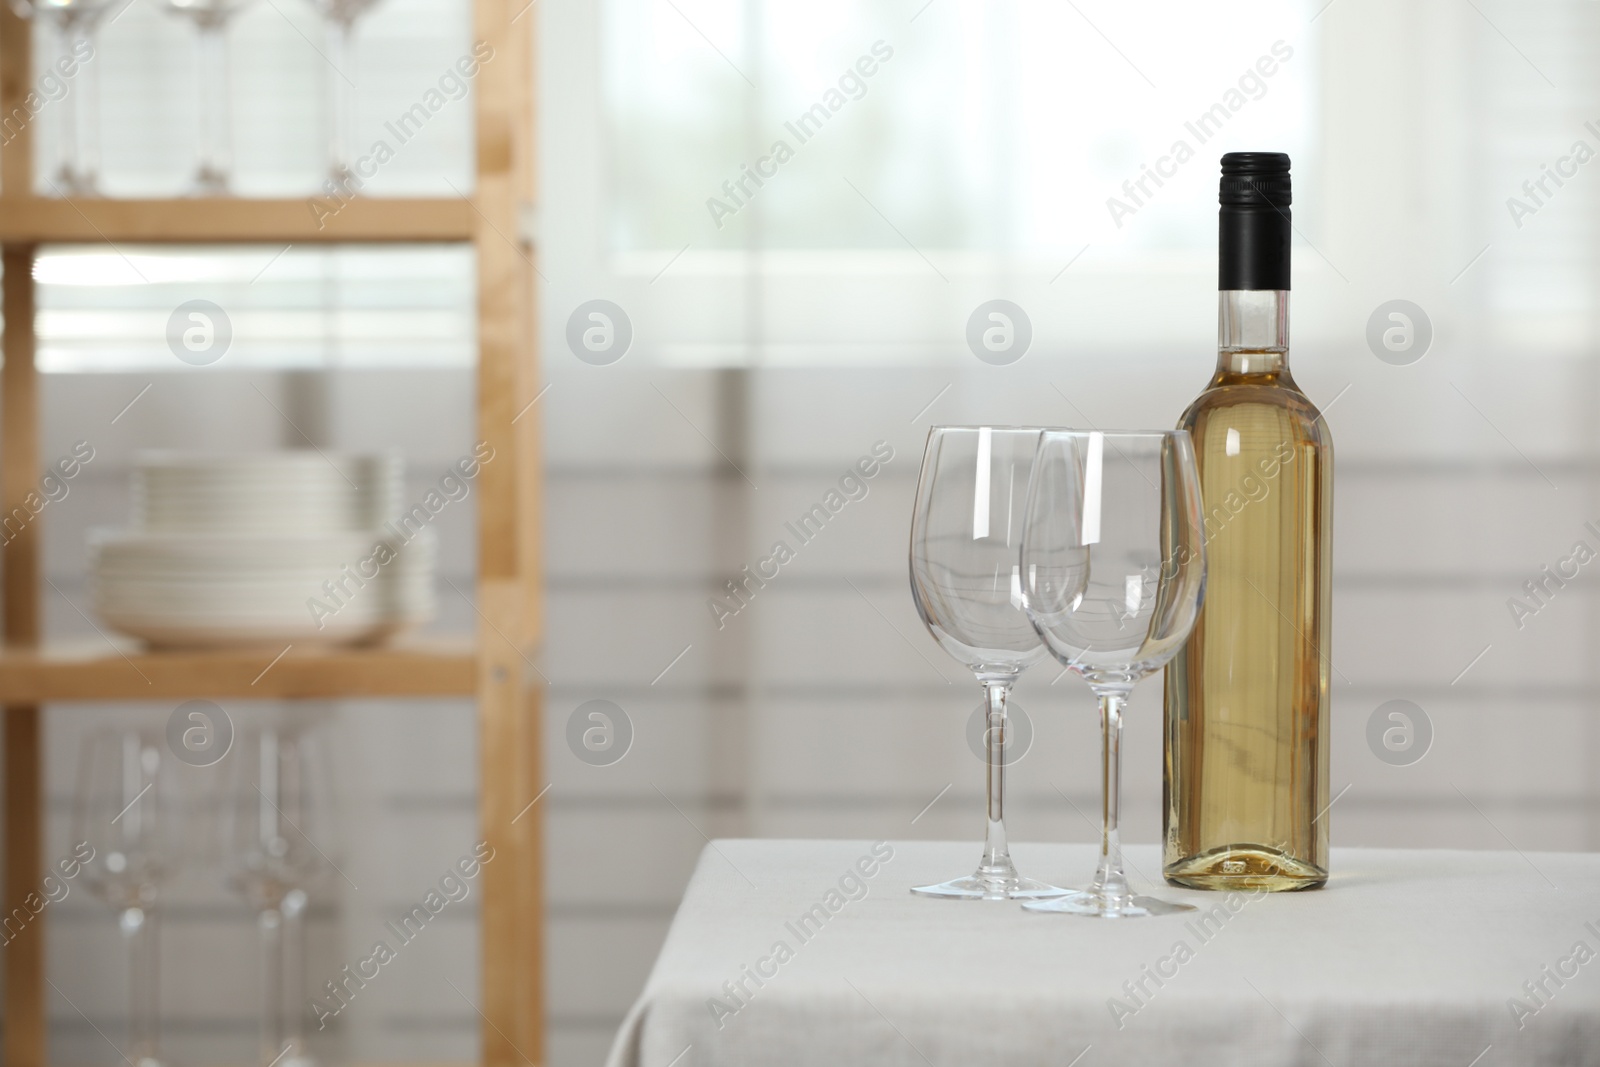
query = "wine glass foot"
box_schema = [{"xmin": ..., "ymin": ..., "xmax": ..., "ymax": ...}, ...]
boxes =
[
  {"xmin": 912, "ymin": 872, "xmax": 1068, "ymax": 901},
  {"xmin": 1021, "ymin": 888, "xmax": 1195, "ymax": 918},
  {"xmin": 191, "ymin": 165, "xmax": 230, "ymax": 197},
  {"xmin": 327, "ymin": 163, "xmax": 357, "ymax": 191},
  {"xmin": 51, "ymin": 167, "xmax": 100, "ymax": 197}
]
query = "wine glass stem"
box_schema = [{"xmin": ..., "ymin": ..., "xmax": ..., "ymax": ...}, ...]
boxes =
[
  {"xmin": 1093, "ymin": 691, "xmax": 1131, "ymax": 903},
  {"xmin": 282, "ymin": 890, "xmax": 309, "ymax": 1061},
  {"xmin": 55, "ymin": 19, "xmax": 101, "ymax": 193},
  {"xmin": 196, "ymin": 21, "xmax": 231, "ymax": 191},
  {"xmin": 259, "ymin": 906, "xmax": 284, "ymax": 1067},
  {"xmin": 326, "ymin": 20, "xmax": 356, "ymax": 185},
  {"xmin": 978, "ymin": 680, "xmax": 1016, "ymax": 877},
  {"xmin": 120, "ymin": 904, "xmax": 159, "ymax": 1065}
]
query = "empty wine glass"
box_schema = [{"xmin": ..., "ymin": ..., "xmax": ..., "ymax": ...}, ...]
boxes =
[
  {"xmin": 73, "ymin": 729, "xmax": 182, "ymax": 1067},
  {"xmin": 164, "ymin": 0, "xmax": 252, "ymax": 194},
  {"xmin": 309, "ymin": 0, "xmax": 382, "ymax": 187},
  {"xmin": 908, "ymin": 426, "xmax": 1070, "ymax": 900},
  {"xmin": 1019, "ymin": 430, "xmax": 1207, "ymax": 918},
  {"xmin": 222, "ymin": 725, "xmax": 341, "ymax": 1067},
  {"xmin": 21, "ymin": 0, "xmax": 117, "ymax": 195}
]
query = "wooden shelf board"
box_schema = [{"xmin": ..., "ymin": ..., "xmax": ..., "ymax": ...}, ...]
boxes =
[
  {"xmin": 0, "ymin": 637, "xmax": 478, "ymax": 701},
  {"xmin": 0, "ymin": 197, "xmax": 477, "ymax": 244},
  {"xmin": 56, "ymin": 1063, "xmax": 475, "ymax": 1067}
]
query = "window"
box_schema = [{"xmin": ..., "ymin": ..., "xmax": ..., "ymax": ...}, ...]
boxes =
[
  {"xmin": 33, "ymin": 246, "xmax": 475, "ymax": 373},
  {"xmin": 545, "ymin": 0, "xmax": 1316, "ymax": 366}
]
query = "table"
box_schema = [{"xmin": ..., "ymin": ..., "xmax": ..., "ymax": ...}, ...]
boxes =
[{"xmin": 605, "ymin": 839, "xmax": 1600, "ymax": 1066}]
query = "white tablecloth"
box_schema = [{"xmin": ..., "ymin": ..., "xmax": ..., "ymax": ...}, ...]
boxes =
[{"xmin": 605, "ymin": 839, "xmax": 1600, "ymax": 1067}]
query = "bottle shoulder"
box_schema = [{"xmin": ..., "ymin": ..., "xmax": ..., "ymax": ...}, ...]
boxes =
[{"xmin": 1179, "ymin": 371, "xmax": 1334, "ymax": 450}]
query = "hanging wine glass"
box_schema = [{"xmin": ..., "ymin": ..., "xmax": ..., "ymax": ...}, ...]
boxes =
[
  {"xmin": 307, "ymin": 0, "xmax": 382, "ymax": 188},
  {"xmin": 73, "ymin": 729, "xmax": 184, "ymax": 1067},
  {"xmin": 163, "ymin": 0, "xmax": 252, "ymax": 195},
  {"xmin": 221, "ymin": 725, "xmax": 342, "ymax": 1067},
  {"xmin": 20, "ymin": 0, "xmax": 117, "ymax": 195}
]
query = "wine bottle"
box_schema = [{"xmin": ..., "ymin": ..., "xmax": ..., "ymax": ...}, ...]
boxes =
[{"xmin": 1163, "ymin": 152, "xmax": 1332, "ymax": 892}]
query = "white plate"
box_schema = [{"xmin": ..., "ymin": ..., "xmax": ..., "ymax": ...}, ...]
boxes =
[
  {"xmin": 95, "ymin": 613, "xmax": 417, "ymax": 649},
  {"xmin": 90, "ymin": 528, "xmax": 435, "ymax": 565},
  {"xmin": 133, "ymin": 452, "xmax": 403, "ymax": 534},
  {"xmin": 94, "ymin": 453, "xmax": 440, "ymax": 648}
]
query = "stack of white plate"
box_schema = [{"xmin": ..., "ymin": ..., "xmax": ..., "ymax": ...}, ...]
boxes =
[{"xmin": 91, "ymin": 453, "xmax": 436, "ymax": 648}]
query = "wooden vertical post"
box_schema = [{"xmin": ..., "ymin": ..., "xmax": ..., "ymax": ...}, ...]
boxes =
[
  {"xmin": 515, "ymin": 4, "xmax": 542, "ymax": 654},
  {"xmin": 474, "ymin": 1, "xmax": 542, "ymax": 1065},
  {"xmin": 0, "ymin": 0, "xmax": 33, "ymax": 197},
  {"xmin": 511, "ymin": 8, "xmax": 543, "ymax": 1052},
  {"xmin": 1, "ymin": 708, "xmax": 44, "ymax": 1067},
  {"xmin": 2, "ymin": 242, "xmax": 44, "ymax": 1067},
  {"xmin": 1, "ymin": 6, "xmax": 44, "ymax": 1063}
]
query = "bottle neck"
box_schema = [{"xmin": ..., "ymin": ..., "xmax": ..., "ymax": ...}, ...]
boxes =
[{"xmin": 1217, "ymin": 289, "xmax": 1288, "ymax": 375}]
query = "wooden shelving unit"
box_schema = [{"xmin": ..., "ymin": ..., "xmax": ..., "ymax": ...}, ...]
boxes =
[{"xmin": 0, "ymin": 3, "xmax": 543, "ymax": 1067}]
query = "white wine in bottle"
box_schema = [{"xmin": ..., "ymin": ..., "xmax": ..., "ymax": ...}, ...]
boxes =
[{"xmin": 1163, "ymin": 152, "xmax": 1332, "ymax": 892}]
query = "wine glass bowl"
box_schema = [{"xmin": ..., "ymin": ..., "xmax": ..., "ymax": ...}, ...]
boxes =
[
  {"xmin": 164, "ymin": 0, "xmax": 250, "ymax": 24},
  {"xmin": 307, "ymin": 0, "xmax": 379, "ymax": 22},
  {"xmin": 1021, "ymin": 430, "xmax": 1206, "ymax": 689},
  {"xmin": 17, "ymin": 0, "xmax": 115, "ymax": 23},
  {"xmin": 221, "ymin": 726, "xmax": 339, "ymax": 904},
  {"xmin": 1019, "ymin": 429, "xmax": 1206, "ymax": 918},
  {"xmin": 76, "ymin": 732, "xmax": 175, "ymax": 906},
  {"xmin": 908, "ymin": 426, "xmax": 1068, "ymax": 901},
  {"xmin": 910, "ymin": 430, "xmax": 1055, "ymax": 680}
]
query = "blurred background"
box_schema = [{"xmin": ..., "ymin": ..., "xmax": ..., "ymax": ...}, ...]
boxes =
[{"xmin": 5, "ymin": 0, "xmax": 1600, "ymax": 1065}]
